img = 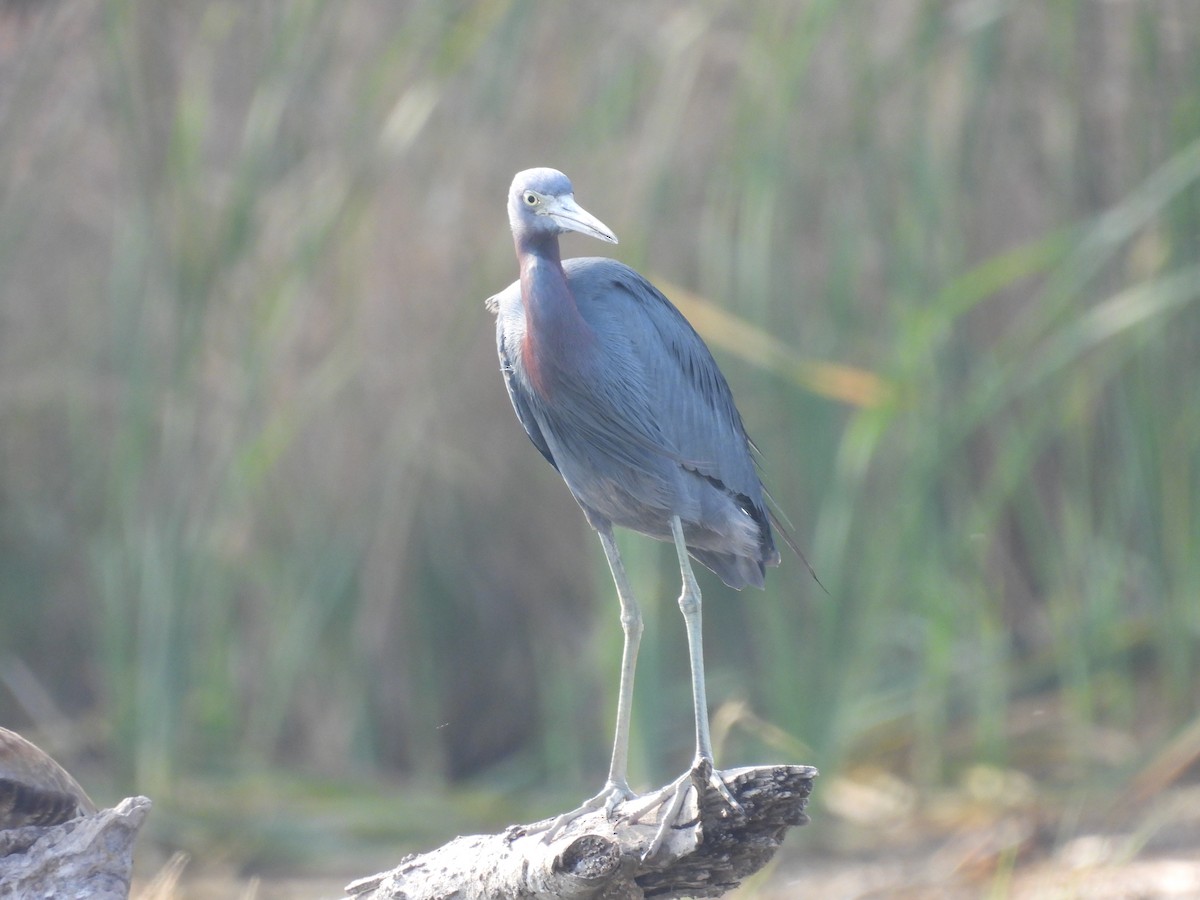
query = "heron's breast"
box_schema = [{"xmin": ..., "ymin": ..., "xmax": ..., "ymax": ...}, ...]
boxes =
[
  {"xmin": 519, "ymin": 328, "xmax": 554, "ymax": 400},
  {"xmin": 518, "ymin": 313, "xmax": 601, "ymax": 402}
]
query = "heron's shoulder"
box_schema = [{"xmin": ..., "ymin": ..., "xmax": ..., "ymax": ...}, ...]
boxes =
[
  {"xmin": 562, "ymin": 256, "xmax": 649, "ymax": 289},
  {"xmin": 484, "ymin": 279, "xmax": 521, "ymax": 316},
  {"xmin": 563, "ymin": 257, "xmax": 682, "ymax": 316},
  {"xmin": 565, "ymin": 258, "xmax": 705, "ymax": 345},
  {"xmin": 562, "ymin": 256, "xmax": 631, "ymax": 273}
]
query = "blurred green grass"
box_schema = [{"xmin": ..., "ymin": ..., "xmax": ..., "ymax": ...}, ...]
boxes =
[{"xmin": 0, "ymin": 0, "xmax": 1198, "ymax": 878}]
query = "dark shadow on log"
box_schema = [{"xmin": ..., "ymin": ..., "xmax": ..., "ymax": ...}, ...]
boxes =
[
  {"xmin": 0, "ymin": 726, "xmax": 97, "ymax": 829},
  {"xmin": 346, "ymin": 763, "xmax": 817, "ymax": 900}
]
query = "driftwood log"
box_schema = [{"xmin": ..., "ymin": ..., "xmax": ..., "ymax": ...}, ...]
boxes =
[{"xmin": 346, "ymin": 763, "xmax": 816, "ymax": 900}]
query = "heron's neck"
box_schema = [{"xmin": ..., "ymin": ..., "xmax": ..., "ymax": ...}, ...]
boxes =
[{"xmin": 516, "ymin": 235, "xmax": 595, "ymax": 386}]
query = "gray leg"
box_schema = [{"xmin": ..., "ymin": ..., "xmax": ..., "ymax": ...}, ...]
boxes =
[
  {"xmin": 538, "ymin": 525, "xmax": 641, "ymax": 840},
  {"xmin": 597, "ymin": 524, "xmax": 643, "ymax": 795},
  {"xmin": 622, "ymin": 516, "xmax": 741, "ymax": 860},
  {"xmin": 669, "ymin": 515, "xmax": 714, "ymax": 763}
]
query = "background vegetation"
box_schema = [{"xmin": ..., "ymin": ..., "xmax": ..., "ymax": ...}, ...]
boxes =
[{"xmin": 1, "ymin": 0, "xmax": 1198, "ymax": 890}]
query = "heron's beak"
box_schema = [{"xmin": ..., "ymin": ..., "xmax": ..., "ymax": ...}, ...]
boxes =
[{"xmin": 548, "ymin": 195, "xmax": 618, "ymax": 244}]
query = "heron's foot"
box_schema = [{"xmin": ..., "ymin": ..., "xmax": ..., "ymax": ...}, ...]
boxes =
[
  {"xmin": 625, "ymin": 757, "xmax": 744, "ymax": 861},
  {"xmin": 535, "ymin": 779, "xmax": 638, "ymax": 843}
]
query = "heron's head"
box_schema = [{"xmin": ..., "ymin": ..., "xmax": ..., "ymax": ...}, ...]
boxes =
[{"xmin": 508, "ymin": 168, "xmax": 618, "ymax": 245}]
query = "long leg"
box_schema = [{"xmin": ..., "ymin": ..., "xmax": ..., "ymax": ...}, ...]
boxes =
[
  {"xmin": 669, "ymin": 515, "xmax": 715, "ymax": 764},
  {"xmin": 625, "ymin": 515, "xmax": 741, "ymax": 859},
  {"xmin": 538, "ymin": 524, "xmax": 641, "ymax": 840},
  {"xmin": 597, "ymin": 524, "xmax": 643, "ymax": 797}
]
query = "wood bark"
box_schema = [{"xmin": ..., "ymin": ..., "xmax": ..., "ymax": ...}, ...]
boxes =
[{"xmin": 346, "ymin": 763, "xmax": 816, "ymax": 900}]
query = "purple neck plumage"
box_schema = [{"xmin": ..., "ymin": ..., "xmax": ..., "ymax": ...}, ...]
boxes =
[{"xmin": 515, "ymin": 231, "xmax": 595, "ymax": 395}]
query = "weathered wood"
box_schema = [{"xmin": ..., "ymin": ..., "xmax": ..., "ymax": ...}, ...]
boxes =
[
  {"xmin": 346, "ymin": 763, "xmax": 816, "ymax": 900},
  {"xmin": 0, "ymin": 795, "xmax": 151, "ymax": 899}
]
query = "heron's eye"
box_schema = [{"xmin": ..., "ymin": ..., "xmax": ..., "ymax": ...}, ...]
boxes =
[{"xmin": 523, "ymin": 192, "xmax": 539, "ymax": 206}]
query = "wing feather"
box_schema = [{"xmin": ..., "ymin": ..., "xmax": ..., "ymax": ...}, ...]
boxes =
[{"xmin": 565, "ymin": 259, "xmax": 765, "ymax": 509}]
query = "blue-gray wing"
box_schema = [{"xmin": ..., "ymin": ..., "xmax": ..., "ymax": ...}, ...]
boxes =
[
  {"xmin": 565, "ymin": 258, "xmax": 778, "ymax": 585},
  {"xmin": 564, "ymin": 258, "xmax": 763, "ymax": 505}
]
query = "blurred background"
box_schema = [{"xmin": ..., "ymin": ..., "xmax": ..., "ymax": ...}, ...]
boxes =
[{"xmin": 1, "ymin": 0, "xmax": 1199, "ymax": 895}]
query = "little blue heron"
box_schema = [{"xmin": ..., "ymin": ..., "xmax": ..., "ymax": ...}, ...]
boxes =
[{"xmin": 488, "ymin": 168, "xmax": 783, "ymax": 853}]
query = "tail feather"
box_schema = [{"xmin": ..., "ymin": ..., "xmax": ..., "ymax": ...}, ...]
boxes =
[
  {"xmin": 768, "ymin": 509, "xmax": 828, "ymax": 595},
  {"xmin": 689, "ymin": 547, "xmax": 768, "ymax": 590}
]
